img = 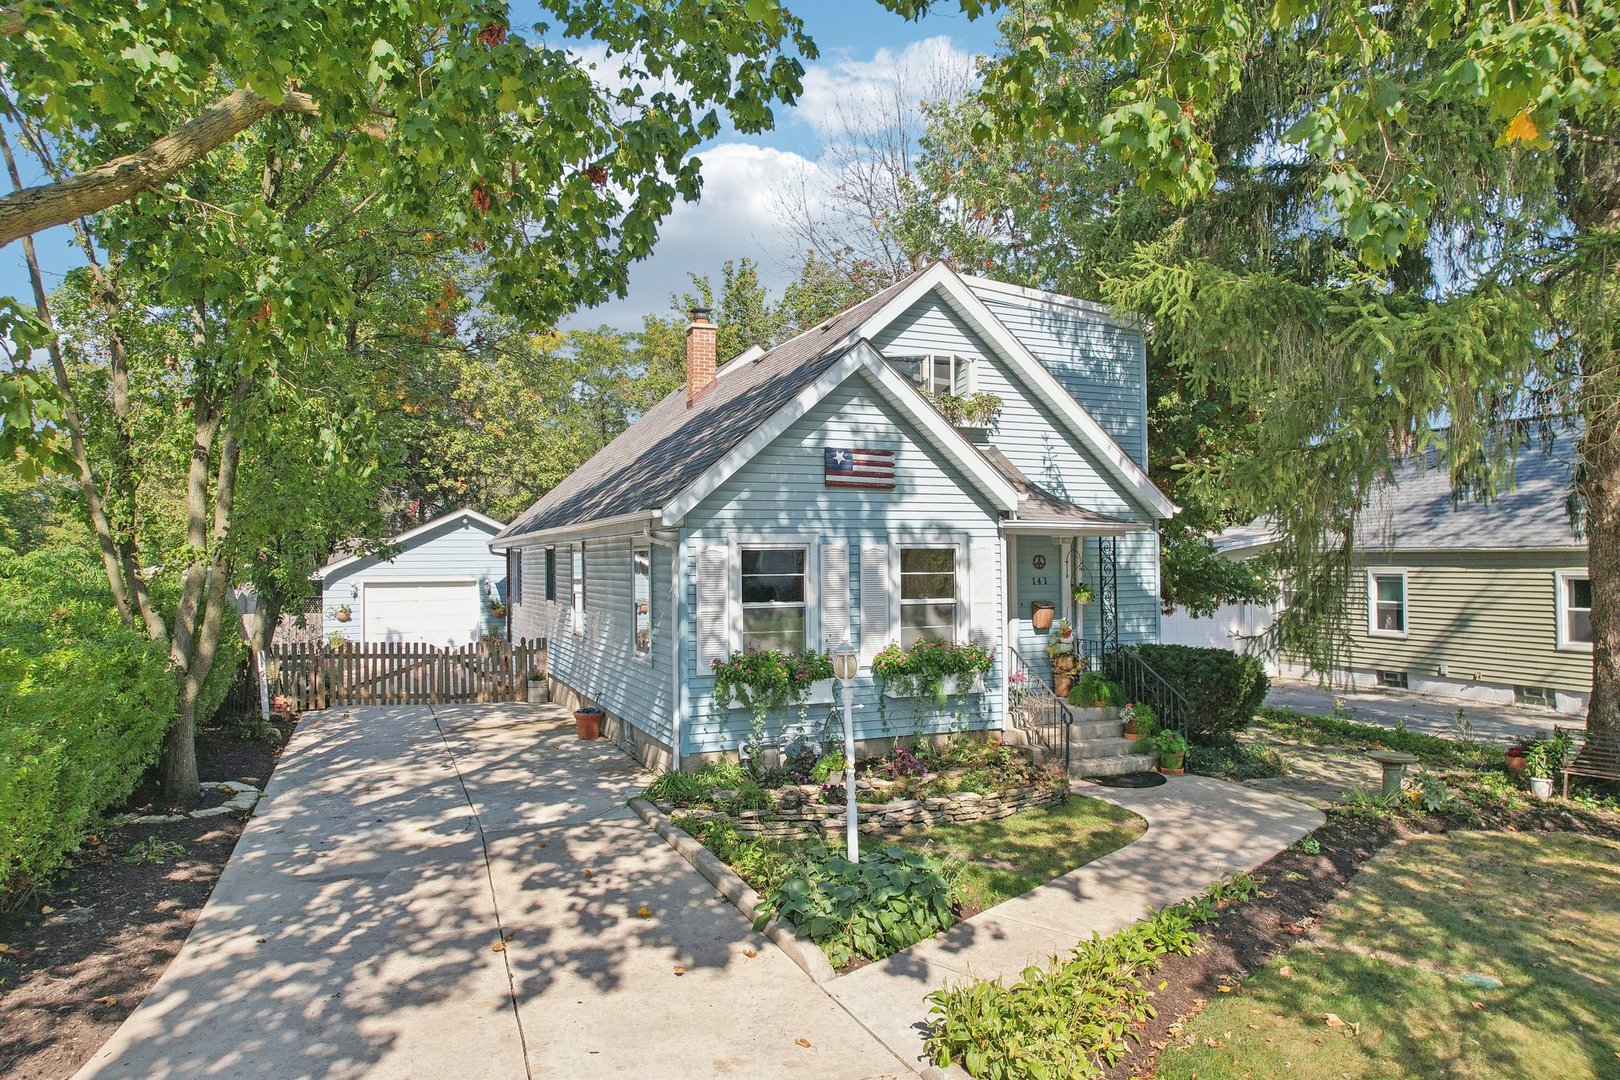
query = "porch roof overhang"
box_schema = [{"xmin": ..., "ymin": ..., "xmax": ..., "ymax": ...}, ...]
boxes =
[{"xmin": 979, "ymin": 446, "xmax": 1149, "ymax": 538}]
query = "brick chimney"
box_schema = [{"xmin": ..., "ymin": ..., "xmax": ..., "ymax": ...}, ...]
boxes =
[{"xmin": 685, "ymin": 307, "xmax": 717, "ymax": 406}]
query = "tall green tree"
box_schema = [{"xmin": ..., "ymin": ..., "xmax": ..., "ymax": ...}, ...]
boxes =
[
  {"xmin": 0, "ymin": 1, "xmax": 820, "ymax": 800},
  {"xmin": 902, "ymin": 0, "xmax": 1618, "ymax": 730}
]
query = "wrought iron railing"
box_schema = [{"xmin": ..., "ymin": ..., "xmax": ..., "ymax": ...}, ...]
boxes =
[
  {"xmin": 1007, "ymin": 646, "xmax": 1071, "ymax": 771},
  {"xmin": 1080, "ymin": 638, "xmax": 1193, "ymax": 742}
]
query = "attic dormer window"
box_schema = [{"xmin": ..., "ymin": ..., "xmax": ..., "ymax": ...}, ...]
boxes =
[{"xmin": 890, "ymin": 353, "xmax": 972, "ymax": 396}]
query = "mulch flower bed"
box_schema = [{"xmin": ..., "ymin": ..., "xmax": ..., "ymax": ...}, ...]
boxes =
[{"xmin": 0, "ymin": 715, "xmax": 295, "ymax": 1080}]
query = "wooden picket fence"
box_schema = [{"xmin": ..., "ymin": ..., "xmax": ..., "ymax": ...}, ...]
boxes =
[{"xmin": 268, "ymin": 637, "xmax": 547, "ymax": 711}]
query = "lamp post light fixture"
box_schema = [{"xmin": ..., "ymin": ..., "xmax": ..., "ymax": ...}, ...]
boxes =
[{"xmin": 832, "ymin": 641, "xmax": 860, "ymax": 864}]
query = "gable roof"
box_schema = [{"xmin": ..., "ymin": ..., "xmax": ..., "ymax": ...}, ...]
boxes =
[
  {"xmin": 493, "ymin": 269, "xmax": 932, "ymax": 544},
  {"xmin": 493, "ymin": 263, "xmax": 1173, "ymax": 546},
  {"xmin": 854, "ymin": 263, "xmax": 1176, "ymax": 520},
  {"xmin": 319, "ymin": 507, "xmax": 506, "ymax": 577}
]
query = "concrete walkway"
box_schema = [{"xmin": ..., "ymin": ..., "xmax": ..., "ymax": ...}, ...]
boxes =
[
  {"xmin": 1266, "ymin": 678, "xmax": 1579, "ymax": 744},
  {"xmin": 827, "ymin": 776, "xmax": 1324, "ymax": 1073},
  {"xmin": 74, "ymin": 704, "xmax": 907, "ymax": 1080}
]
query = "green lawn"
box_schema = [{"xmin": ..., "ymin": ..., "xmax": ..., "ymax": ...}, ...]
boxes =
[
  {"xmin": 1158, "ymin": 830, "xmax": 1620, "ymax": 1079},
  {"xmin": 899, "ymin": 796, "xmax": 1147, "ymax": 912}
]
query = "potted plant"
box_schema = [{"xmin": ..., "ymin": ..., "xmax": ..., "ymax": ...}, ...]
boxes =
[
  {"xmin": 1057, "ymin": 617, "xmax": 1074, "ymax": 641},
  {"xmin": 1505, "ymin": 744, "xmax": 1529, "ymax": 779},
  {"xmin": 1122, "ymin": 701, "xmax": 1159, "ymax": 741},
  {"xmin": 333, "ymin": 604, "xmax": 352, "ymax": 623},
  {"xmin": 1067, "ymin": 672, "xmax": 1123, "ymax": 709},
  {"xmin": 573, "ymin": 704, "xmax": 604, "ymax": 740},
  {"xmin": 489, "ymin": 600, "xmax": 508, "ymax": 619},
  {"xmin": 1153, "ymin": 729, "xmax": 1188, "ymax": 775},
  {"xmin": 1525, "ymin": 742, "xmax": 1553, "ymax": 799}
]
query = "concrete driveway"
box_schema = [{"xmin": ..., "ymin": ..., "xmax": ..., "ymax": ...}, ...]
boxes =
[
  {"xmin": 1265, "ymin": 678, "xmax": 1580, "ymax": 744},
  {"xmin": 74, "ymin": 704, "xmax": 906, "ymax": 1080}
]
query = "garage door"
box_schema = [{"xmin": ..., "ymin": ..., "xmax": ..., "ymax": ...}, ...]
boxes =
[{"xmin": 363, "ymin": 580, "xmax": 483, "ymax": 646}]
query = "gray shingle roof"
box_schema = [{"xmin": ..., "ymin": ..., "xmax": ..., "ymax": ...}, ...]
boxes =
[
  {"xmin": 1216, "ymin": 432, "xmax": 1585, "ymax": 554},
  {"xmin": 1359, "ymin": 436, "xmax": 1583, "ymax": 551},
  {"xmin": 495, "ymin": 269, "xmax": 930, "ymax": 542},
  {"xmin": 979, "ymin": 446, "xmax": 1138, "ymax": 530}
]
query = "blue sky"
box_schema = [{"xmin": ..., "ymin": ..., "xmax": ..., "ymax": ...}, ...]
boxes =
[{"xmin": 0, "ymin": 3, "xmax": 997, "ymax": 331}]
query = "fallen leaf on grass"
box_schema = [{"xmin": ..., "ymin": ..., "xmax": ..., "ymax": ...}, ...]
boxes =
[
  {"xmin": 1278, "ymin": 965, "xmax": 1294, "ymax": 977},
  {"xmin": 1323, "ymin": 1014, "xmax": 1346, "ymax": 1029},
  {"xmin": 1471, "ymin": 1001, "xmax": 1485, "ymax": 1010},
  {"xmin": 795, "ymin": 1038, "xmax": 812, "ymax": 1049},
  {"xmin": 1216, "ymin": 985, "xmax": 1233, "ymax": 993},
  {"xmin": 94, "ymin": 996, "xmax": 117, "ymax": 1006}
]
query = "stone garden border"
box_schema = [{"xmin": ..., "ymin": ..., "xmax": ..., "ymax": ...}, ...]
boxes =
[{"xmin": 629, "ymin": 796, "xmax": 837, "ymax": 985}]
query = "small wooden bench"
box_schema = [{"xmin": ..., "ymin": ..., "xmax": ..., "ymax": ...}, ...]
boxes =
[{"xmin": 1563, "ymin": 732, "xmax": 1620, "ymax": 798}]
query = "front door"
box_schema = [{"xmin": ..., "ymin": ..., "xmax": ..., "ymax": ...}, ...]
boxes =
[{"xmin": 1014, "ymin": 538, "xmax": 1062, "ymax": 682}]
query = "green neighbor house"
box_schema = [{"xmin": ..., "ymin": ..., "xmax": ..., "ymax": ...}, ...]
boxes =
[{"xmin": 1216, "ymin": 434, "xmax": 1590, "ymax": 716}]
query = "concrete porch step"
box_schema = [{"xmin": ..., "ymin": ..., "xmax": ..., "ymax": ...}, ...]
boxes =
[
  {"xmin": 1066, "ymin": 705, "xmax": 1122, "ymax": 722},
  {"xmin": 1069, "ymin": 751, "xmax": 1159, "ymax": 778},
  {"xmin": 1069, "ymin": 719, "xmax": 1126, "ymax": 740},
  {"xmin": 1070, "ymin": 736, "xmax": 1145, "ymax": 758}
]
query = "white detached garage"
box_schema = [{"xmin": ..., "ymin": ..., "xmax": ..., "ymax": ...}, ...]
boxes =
[{"xmin": 318, "ymin": 509, "xmax": 508, "ymax": 647}]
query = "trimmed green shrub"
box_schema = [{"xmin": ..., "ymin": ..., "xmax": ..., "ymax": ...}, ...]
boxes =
[
  {"xmin": 1125, "ymin": 644, "xmax": 1268, "ymax": 744},
  {"xmin": 1068, "ymin": 672, "xmax": 1125, "ymax": 708},
  {"xmin": 1, "ymin": 546, "xmax": 175, "ymax": 898},
  {"xmin": 759, "ymin": 844, "xmax": 956, "ymax": 968}
]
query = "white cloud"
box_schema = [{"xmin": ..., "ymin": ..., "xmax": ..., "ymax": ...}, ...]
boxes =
[
  {"xmin": 794, "ymin": 36, "xmax": 978, "ymax": 142},
  {"xmin": 564, "ymin": 143, "xmax": 820, "ymax": 332}
]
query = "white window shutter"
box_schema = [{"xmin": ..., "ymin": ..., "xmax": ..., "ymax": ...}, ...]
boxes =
[
  {"xmin": 859, "ymin": 544, "xmax": 890, "ymax": 663},
  {"xmin": 970, "ymin": 539, "xmax": 998, "ymax": 647},
  {"xmin": 821, "ymin": 543, "xmax": 850, "ymax": 648},
  {"xmin": 697, "ymin": 546, "xmax": 729, "ymax": 673}
]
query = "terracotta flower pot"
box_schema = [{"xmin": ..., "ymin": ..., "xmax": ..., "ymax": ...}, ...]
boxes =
[
  {"xmin": 334, "ymin": 610, "xmax": 351, "ymax": 623},
  {"xmin": 1031, "ymin": 601, "xmax": 1055, "ymax": 631},
  {"xmin": 1124, "ymin": 730, "xmax": 1140, "ymax": 742},
  {"xmin": 1158, "ymin": 752, "xmax": 1184, "ymax": 773},
  {"xmin": 1505, "ymin": 747, "xmax": 1528, "ymax": 779},
  {"xmin": 574, "ymin": 708, "xmax": 603, "ymax": 740},
  {"xmin": 1053, "ymin": 673, "xmax": 1074, "ymax": 697}
]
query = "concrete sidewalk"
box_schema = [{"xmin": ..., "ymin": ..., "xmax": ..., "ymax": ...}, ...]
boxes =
[
  {"xmin": 74, "ymin": 704, "xmax": 907, "ymax": 1080},
  {"xmin": 827, "ymin": 776, "xmax": 1324, "ymax": 1073}
]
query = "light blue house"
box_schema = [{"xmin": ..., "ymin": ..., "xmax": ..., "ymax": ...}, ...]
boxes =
[
  {"xmin": 494, "ymin": 265, "xmax": 1175, "ymax": 770},
  {"xmin": 319, "ymin": 508, "xmax": 509, "ymax": 646}
]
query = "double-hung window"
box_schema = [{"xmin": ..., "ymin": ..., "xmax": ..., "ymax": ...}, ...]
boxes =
[
  {"xmin": 1557, "ymin": 570, "xmax": 1593, "ymax": 650},
  {"xmin": 890, "ymin": 353, "xmax": 971, "ymax": 396},
  {"xmin": 632, "ymin": 542, "xmax": 652, "ymax": 659},
  {"xmin": 739, "ymin": 547, "xmax": 808, "ymax": 652},
  {"xmin": 898, "ymin": 547, "xmax": 958, "ymax": 646},
  {"xmin": 1367, "ymin": 569, "xmax": 1407, "ymax": 636},
  {"xmin": 571, "ymin": 545, "xmax": 585, "ymax": 636}
]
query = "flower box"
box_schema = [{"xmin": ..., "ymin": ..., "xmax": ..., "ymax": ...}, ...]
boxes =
[
  {"xmin": 726, "ymin": 678, "xmax": 835, "ymax": 710},
  {"xmin": 883, "ymin": 673, "xmax": 986, "ymax": 699}
]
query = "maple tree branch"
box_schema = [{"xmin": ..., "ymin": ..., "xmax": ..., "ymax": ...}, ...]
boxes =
[{"xmin": 0, "ymin": 86, "xmax": 319, "ymax": 246}]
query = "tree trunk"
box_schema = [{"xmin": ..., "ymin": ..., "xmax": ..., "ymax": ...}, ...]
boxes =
[{"xmin": 1581, "ymin": 364, "xmax": 1620, "ymax": 739}]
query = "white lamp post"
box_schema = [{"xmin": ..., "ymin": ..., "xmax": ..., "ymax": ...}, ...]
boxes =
[{"xmin": 832, "ymin": 641, "xmax": 860, "ymax": 864}]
